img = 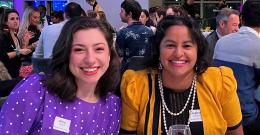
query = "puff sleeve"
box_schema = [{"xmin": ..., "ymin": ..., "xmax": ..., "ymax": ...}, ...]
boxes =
[
  {"xmin": 120, "ymin": 70, "xmax": 148, "ymax": 132},
  {"xmin": 219, "ymin": 66, "xmax": 242, "ymax": 128}
]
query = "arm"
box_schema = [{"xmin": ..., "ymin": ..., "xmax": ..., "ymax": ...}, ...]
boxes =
[
  {"xmin": 120, "ymin": 70, "xmax": 141, "ymax": 134},
  {"xmin": 219, "ymin": 67, "xmax": 244, "ymax": 135},
  {"xmin": 0, "ymin": 74, "xmax": 45, "ymax": 134},
  {"xmin": 226, "ymin": 125, "xmax": 244, "ymax": 135},
  {"xmin": 33, "ymin": 32, "xmax": 44, "ymax": 58}
]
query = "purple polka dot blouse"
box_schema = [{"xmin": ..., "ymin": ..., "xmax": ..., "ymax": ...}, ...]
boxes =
[{"xmin": 0, "ymin": 74, "xmax": 121, "ymax": 134}]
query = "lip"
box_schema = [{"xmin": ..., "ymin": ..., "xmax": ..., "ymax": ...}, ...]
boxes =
[
  {"xmin": 170, "ymin": 60, "xmax": 187, "ymax": 67},
  {"xmin": 81, "ymin": 67, "xmax": 99, "ymax": 76}
]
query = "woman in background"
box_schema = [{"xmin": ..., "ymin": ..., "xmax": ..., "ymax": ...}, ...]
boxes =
[
  {"xmin": 18, "ymin": 7, "xmax": 41, "ymax": 77},
  {"xmin": 0, "ymin": 9, "xmax": 31, "ymax": 78},
  {"xmin": 139, "ymin": 9, "xmax": 156, "ymax": 33}
]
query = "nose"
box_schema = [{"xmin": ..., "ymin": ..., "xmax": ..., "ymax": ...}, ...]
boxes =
[
  {"xmin": 84, "ymin": 51, "xmax": 95, "ymax": 65},
  {"xmin": 174, "ymin": 47, "xmax": 184, "ymax": 58},
  {"xmin": 234, "ymin": 27, "xmax": 239, "ymax": 32}
]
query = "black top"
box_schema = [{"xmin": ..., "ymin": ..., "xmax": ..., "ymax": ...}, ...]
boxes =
[
  {"xmin": 161, "ymin": 86, "xmax": 204, "ymax": 135},
  {"xmin": 0, "ymin": 31, "xmax": 21, "ymax": 78}
]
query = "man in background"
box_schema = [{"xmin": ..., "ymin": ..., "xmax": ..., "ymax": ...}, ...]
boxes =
[
  {"xmin": 214, "ymin": 1, "xmax": 260, "ymax": 134},
  {"xmin": 32, "ymin": 2, "xmax": 84, "ymax": 74},
  {"xmin": 206, "ymin": 8, "xmax": 240, "ymax": 59},
  {"xmin": 116, "ymin": 0, "xmax": 153, "ymax": 72}
]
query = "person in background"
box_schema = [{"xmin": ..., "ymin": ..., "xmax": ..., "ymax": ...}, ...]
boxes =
[
  {"xmin": 0, "ymin": 9, "xmax": 31, "ymax": 78},
  {"xmin": 206, "ymin": 8, "xmax": 240, "ymax": 59},
  {"xmin": 87, "ymin": 10, "xmax": 99, "ymax": 19},
  {"xmin": 38, "ymin": 5, "xmax": 51, "ymax": 27},
  {"xmin": 116, "ymin": 0, "xmax": 153, "ymax": 73},
  {"xmin": 97, "ymin": 11, "xmax": 107, "ymax": 22},
  {"xmin": 120, "ymin": 16, "xmax": 243, "ymax": 135},
  {"xmin": 182, "ymin": 0, "xmax": 198, "ymax": 18},
  {"xmin": 32, "ymin": 2, "xmax": 84, "ymax": 74},
  {"xmin": 0, "ymin": 17, "xmax": 121, "ymax": 134},
  {"xmin": 0, "ymin": 9, "xmax": 30, "ymax": 99},
  {"xmin": 18, "ymin": 7, "xmax": 41, "ymax": 77},
  {"xmin": 139, "ymin": 9, "xmax": 156, "ymax": 33},
  {"xmin": 51, "ymin": 11, "xmax": 64, "ymax": 24},
  {"xmin": 213, "ymin": 0, "xmax": 260, "ymax": 134},
  {"xmin": 86, "ymin": 0, "xmax": 103, "ymax": 12},
  {"xmin": 166, "ymin": 5, "xmax": 188, "ymax": 17}
]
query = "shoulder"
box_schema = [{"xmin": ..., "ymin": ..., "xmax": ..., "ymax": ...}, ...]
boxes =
[
  {"xmin": 202, "ymin": 66, "xmax": 233, "ymax": 77},
  {"xmin": 104, "ymin": 93, "xmax": 120, "ymax": 106},
  {"xmin": 122, "ymin": 69, "xmax": 151, "ymax": 83},
  {"xmin": 199, "ymin": 66, "xmax": 236, "ymax": 96},
  {"xmin": 216, "ymin": 32, "xmax": 238, "ymax": 45},
  {"xmin": 121, "ymin": 69, "xmax": 156, "ymax": 99},
  {"xmin": 42, "ymin": 22, "xmax": 64, "ymax": 32},
  {"xmin": 10, "ymin": 73, "xmax": 46, "ymax": 95},
  {"xmin": 200, "ymin": 66, "xmax": 235, "ymax": 84}
]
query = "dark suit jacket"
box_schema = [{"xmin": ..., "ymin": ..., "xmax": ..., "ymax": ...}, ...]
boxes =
[{"xmin": 206, "ymin": 30, "xmax": 219, "ymax": 58}]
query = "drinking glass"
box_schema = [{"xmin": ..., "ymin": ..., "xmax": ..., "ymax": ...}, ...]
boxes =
[{"xmin": 168, "ymin": 124, "xmax": 191, "ymax": 135}]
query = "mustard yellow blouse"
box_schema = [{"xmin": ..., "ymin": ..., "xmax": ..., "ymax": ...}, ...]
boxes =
[{"xmin": 120, "ymin": 66, "xmax": 242, "ymax": 135}]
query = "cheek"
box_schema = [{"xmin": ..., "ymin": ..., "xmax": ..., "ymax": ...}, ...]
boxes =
[{"xmin": 159, "ymin": 48, "xmax": 172, "ymax": 60}]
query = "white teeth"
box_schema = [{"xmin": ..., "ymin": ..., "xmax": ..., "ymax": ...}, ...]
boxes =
[
  {"xmin": 82, "ymin": 68, "xmax": 97, "ymax": 72},
  {"xmin": 172, "ymin": 61, "xmax": 186, "ymax": 64}
]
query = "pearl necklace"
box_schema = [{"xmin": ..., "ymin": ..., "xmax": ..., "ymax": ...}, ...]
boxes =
[{"xmin": 158, "ymin": 74, "xmax": 197, "ymax": 135}]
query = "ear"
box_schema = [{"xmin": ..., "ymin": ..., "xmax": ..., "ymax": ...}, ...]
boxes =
[
  {"xmin": 219, "ymin": 20, "xmax": 225, "ymax": 28},
  {"xmin": 127, "ymin": 12, "xmax": 132, "ymax": 18}
]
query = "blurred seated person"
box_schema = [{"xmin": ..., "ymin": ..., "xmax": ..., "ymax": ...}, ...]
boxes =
[
  {"xmin": 206, "ymin": 8, "xmax": 240, "ymax": 59},
  {"xmin": 0, "ymin": 17, "xmax": 121, "ymax": 134}
]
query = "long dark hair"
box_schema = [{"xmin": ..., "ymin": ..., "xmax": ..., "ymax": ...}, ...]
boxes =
[
  {"xmin": 43, "ymin": 17, "xmax": 120, "ymax": 101},
  {"xmin": 0, "ymin": 8, "xmax": 19, "ymax": 31},
  {"xmin": 145, "ymin": 16, "xmax": 211, "ymax": 75}
]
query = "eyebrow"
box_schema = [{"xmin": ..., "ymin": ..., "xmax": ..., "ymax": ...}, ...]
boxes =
[
  {"xmin": 72, "ymin": 43, "xmax": 107, "ymax": 47},
  {"xmin": 163, "ymin": 39, "xmax": 193, "ymax": 44}
]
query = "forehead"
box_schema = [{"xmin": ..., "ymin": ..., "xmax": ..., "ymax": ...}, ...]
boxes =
[
  {"xmin": 165, "ymin": 25, "xmax": 190, "ymax": 34},
  {"xmin": 73, "ymin": 28, "xmax": 107, "ymax": 43},
  {"xmin": 228, "ymin": 14, "xmax": 239, "ymax": 21},
  {"xmin": 32, "ymin": 11, "xmax": 40, "ymax": 16},
  {"xmin": 8, "ymin": 12, "xmax": 18, "ymax": 18}
]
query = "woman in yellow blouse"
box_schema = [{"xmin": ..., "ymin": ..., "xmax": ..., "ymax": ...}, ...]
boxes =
[{"xmin": 120, "ymin": 16, "xmax": 243, "ymax": 135}]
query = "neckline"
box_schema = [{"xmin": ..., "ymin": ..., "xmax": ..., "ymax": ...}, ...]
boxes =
[{"xmin": 75, "ymin": 96, "xmax": 102, "ymax": 105}]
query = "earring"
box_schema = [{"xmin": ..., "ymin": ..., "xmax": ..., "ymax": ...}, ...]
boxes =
[
  {"xmin": 158, "ymin": 62, "xmax": 162, "ymax": 70},
  {"xmin": 195, "ymin": 65, "xmax": 198, "ymax": 72}
]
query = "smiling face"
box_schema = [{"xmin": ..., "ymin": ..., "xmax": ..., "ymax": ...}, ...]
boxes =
[
  {"xmin": 222, "ymin": 14, "xmax": 240, "ymax": 35},
  {"xmin": 69, "ymin": 28, "xmax": 110, "ymax": 86},
  {"xmin": 30, "ymin": 11, "xmax": 40, "ymax": 26},
  {"xmin": 5, "ymin": 12, "xmax": 19, "ymax": 31},
  {"xmin": 160, "ymin": 25, "xmax": 197, "ymax": 78}
]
